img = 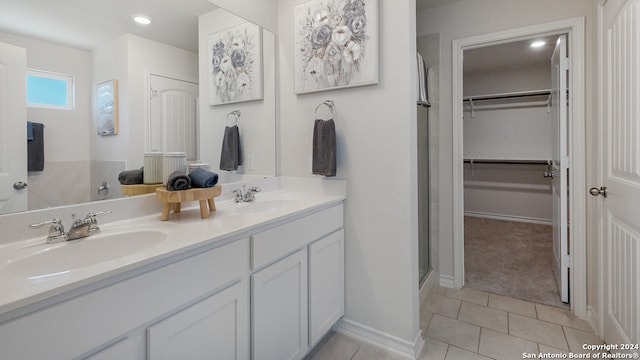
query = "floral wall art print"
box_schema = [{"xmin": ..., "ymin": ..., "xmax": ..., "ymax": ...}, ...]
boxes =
[
  {"xmin": 294, "ymin": 0, "xmax": 378, "ymax": 94},
  {"xmin": 208, "ymin": 22, "xmax": 263, "ymax": 105}
]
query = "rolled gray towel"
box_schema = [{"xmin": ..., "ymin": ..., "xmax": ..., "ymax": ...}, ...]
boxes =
[
  {"xmin": 118, "ymin": 168, "xmax": 144, "ymax": 185},
  {"xmin": 166, "ymin": 171, "xmax": 191, "ymax": 191},
  {"xmin": 189, "ymin": 167, "xmax": 219, "ymax": 188}
]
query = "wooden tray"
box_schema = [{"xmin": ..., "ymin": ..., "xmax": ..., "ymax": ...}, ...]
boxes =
[
  {"xmin": 121, "ymin": 184, "xmax": 164, "ymax": 196},
  {"xmin": 155, "ymin": 185, "xmax": 222, "ymax": 221}
]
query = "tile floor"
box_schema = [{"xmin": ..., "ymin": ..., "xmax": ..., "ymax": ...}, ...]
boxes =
[{"xmin": 306, "ymin": 286, "xmax": 602, "ymax": 360}]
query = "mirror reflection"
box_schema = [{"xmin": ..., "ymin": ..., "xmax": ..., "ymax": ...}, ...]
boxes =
[{"xmin": 0, "ymin": 0, "xmax": 276, "ymax": 216}]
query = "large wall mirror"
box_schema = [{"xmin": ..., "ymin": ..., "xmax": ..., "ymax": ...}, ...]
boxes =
[{"xmin": 0, "ymin": 0, "xmax": 277, "ymax": 216}]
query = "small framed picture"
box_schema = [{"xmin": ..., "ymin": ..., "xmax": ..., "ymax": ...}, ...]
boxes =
[{"xmin": 96, "ymin": 80, "xmax": 118, "ymax": 136}]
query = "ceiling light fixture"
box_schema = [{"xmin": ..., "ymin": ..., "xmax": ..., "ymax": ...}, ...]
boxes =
[
  {"xmin": 133, "ymin": 15, "xmax": 152, "ymax": 25},
  {"xmin": 530, "ymin": 40, "xmax": 546, "ymax": 48}
]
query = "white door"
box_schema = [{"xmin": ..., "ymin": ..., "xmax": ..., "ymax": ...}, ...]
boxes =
[
  {"xmin": 252, "ymin": 249, "xmax": 309, "ymax": 360},
  {"xmin": 0, "ymin": 42, "xmax": 28, "ymax": 215},
  {"xmin": 309, "ymin": 230, "xmax": 345, "ymax": 346},
  {"xmin": 599, "ymin": 0, "xmax": 640, "ymax": 346},
  {"xmin": 147, "ymin": 282, "xmax": 249, "ymax": 360},
  {"xmin": 550, "ymin": 34, "xmax": 570, "ymax": 303},
  {"xmin": 149, "ymin": 74, "xmax": 199, "ymax": 162}
]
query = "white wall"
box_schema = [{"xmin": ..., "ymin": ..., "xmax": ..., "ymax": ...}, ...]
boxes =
[
  {"xmin": 0, "ymin": 31, "xmax": 92, "ymax": 162},
  {"xmin": 278, "ymin": 0, "xmax": 421, "ymax": 349},
  {"xmin": 208, "ymin": 0, "xmax": 279, "ymax": 33},
  {"xmin": 92, "ymin": 34, "xmax": 198, "ymax": 169},
  {"xmin": 417, "ymin": 0, "xmax": 597, "ymax": 290},
  {"xmin": 198, "ymin": 9, "xmax": 277, "ymax": 179}
]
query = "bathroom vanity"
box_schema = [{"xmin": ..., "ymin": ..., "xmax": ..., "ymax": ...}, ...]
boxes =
[{"xmin": 0, "ymin": 182, "xmax": 345, "ymax": 360}]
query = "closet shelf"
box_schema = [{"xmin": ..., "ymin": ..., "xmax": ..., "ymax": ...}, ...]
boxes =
[
  {"xmin": 463, "ymin": 89, "xmax": 553, "ymax": 117},
  {"xmin": 463, "ymin": 89, "xmax": 551, "ymax": 102},
  {"xmin": 463, "ymin": 159, "xmax": 551, "ymax": 165}
]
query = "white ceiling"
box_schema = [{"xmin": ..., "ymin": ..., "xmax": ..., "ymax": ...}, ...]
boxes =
[
  {"xmin": 463, "ymin": 35, "xmax": 559, "ymax": 75},
  {"xmin": 0, "ymin": 0, "xmax": 218, "ymax": 52}
]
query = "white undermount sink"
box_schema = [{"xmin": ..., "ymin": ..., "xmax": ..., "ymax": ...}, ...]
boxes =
[
  {"xmin": 233, "ymin": 199, "xmax": 301, "ymax": 214},
  {"xmin": 3, "ymin": 230, "xmax": 167, "ymax": 281}
]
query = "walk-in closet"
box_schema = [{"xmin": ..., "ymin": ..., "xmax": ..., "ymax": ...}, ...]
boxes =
[{"xmin": 462, "ymin": 35, "xmax": 570, "ymax": 308}]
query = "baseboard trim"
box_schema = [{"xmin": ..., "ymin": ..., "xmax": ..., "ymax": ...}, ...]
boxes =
[
  {"xmin": 439, "ymin": 274, "xmax": 455, "ymax": 288},
  {"xmin": 464, "ymin": 211, "xmax": 552, "ymax": 225},
  {"xmin": 419, "ymin": 270, "xmax": 438, "ymax": 306},
  {"xmin": 333, "ymin": 318, "xmax": 423, "ymax": 359},
  {"xmin": 586, "ymin": 305, "xmax": 602, "ymax": 338}
]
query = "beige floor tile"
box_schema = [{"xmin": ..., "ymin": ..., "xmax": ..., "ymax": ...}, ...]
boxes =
[
  {"xmin": 445, "ymin": 288, "xmax": 489, "ymax": 306},
  {"xmin": 305, "ymin": 332, "xmax": 360, "ymax": 360},
  {"xmin": 445, "ymin": 346, "xmax": 494, "ymax": 360},
  {"xmin": 425, "ymin": 293, "xmax": 462, "ymax": 319},
  {"xmin": 426, "ymin": 314, "xmax": 481, "ymax": 352},
  {"xmin": 508, "ymin": 313, "xmax": 568, "ymax": 350},
  {"xmin": 478, "ymin": 328, "xmax": 538, "ymax": 360},
  {"xmin": 351, "ymin": 344, "xmax": 406, "ymax": 360},
  {"xmin": 538, "ymin": 344, "xmax": 571, "ymax": 356},
  {"xmin": 458, "ymin": 301, "xmax": 508, "ymax": 333},
  {"xmin": 418, "ymin": 337, "xmax": 448, "ymax": 360},
  {"xmin": 488, "ymin": 293, "xmax": 537, "ymax": 318},
  {"xmin": 431, "ymin": 285, "xmax": 448, "ymax": 296},
  {"xmin": 420, "ymin": 308, "xmax": 435, "ymax": 331},
  {"xmin": 536, "ymin": 304, "xmax": 593, "ymax": 332},
  {"xmin": 563, "ymin": 327, "xmax": 604, "ymax": 354}
]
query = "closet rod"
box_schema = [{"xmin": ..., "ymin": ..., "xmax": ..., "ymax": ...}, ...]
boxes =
[
  {"xmin": 463, "ymin": 159, "xmax": 551, "ymax": 165},
  {"xmin": 463, "ymin": 89, "xmax": 550, "ymax": 102}
]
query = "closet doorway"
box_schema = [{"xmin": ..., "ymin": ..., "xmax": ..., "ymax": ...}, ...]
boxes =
[
  {"xmin": 451, "ymin": 19, "xmax": 587, "ymax": 315},
  {"xmin": 462, "ymin": 34, "xmax": 569, "ymax": 307}
]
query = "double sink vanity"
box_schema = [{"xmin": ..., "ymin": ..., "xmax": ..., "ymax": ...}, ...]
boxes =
[{"xmin": 0, "ymin": 178, "xmax": 345, "ymax": 360}]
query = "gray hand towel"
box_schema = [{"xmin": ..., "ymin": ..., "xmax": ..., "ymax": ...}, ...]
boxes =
[
  {"xmin": 312, "ymin": 119, "xmax": 336, "ymax": 177},
  {"xmin": 189, "ymin": 167, "xmax": 219, "ymax": 188},
  {"xmin": 166, "ymin": 171, "xmax": 191, "ymax": 191},
  {"xmin": 27, "ymin": 122, "xmax": 44, "ymax": 172},
  {"xmin": 118, "ymin": 168, "xmax": 144, "ymax": 185},
  {"xmin": 220, "ymin": 125, "xmax": 242, "ymax": 171}
]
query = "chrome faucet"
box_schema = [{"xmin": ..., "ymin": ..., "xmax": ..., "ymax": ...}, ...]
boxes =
[
  {"xmin": 29, "ymin": 211, "xmax": 112, "ymax": 243},
  {"xmin": 232, "ymin": 186, "xmax": 261, "ymax": 203}
]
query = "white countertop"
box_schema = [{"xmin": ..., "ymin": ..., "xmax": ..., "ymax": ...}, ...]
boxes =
[{"xmin": 0, "ymin": 184, "xmax": 344, "ymax": 320}]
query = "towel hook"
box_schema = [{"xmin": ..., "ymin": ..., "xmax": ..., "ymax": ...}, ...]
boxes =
[
  {"xmin": 226, "ymin": 110, "xmax": 241, "ymax": 126},
  {"xmin": 314, "ymin": 100, "xmax": 336, "ymax": 120}
]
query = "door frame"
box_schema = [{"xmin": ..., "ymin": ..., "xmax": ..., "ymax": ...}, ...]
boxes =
[
  {"xmin": 451, "ymin": 17, "xmax": 587, "ymax": 317},
  {"xmin": 145, "ymin": 71, "xmax": 200, "ymax": 156}
]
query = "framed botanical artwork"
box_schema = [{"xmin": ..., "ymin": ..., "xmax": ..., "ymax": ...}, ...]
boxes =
[
  {"xmin": 294, "ymin": 0, "xmax": 379, "ymax": 94},
  {"xmin": 208, "ymin": 22, "xmax": 263, "ymax": 105},
  {"xmin": 96, "ymin": 80, "xmax": 118, "ymax": 136}
]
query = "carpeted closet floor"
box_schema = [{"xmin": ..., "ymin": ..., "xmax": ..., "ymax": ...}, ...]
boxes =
[{"xmin": 464, "ymin": 216, "xmax": 569, "ymax": 309}]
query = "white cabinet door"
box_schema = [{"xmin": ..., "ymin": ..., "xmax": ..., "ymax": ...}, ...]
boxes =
[
  {"xmin": 252, "ymin": 249, "xmax": 308, "ymax": 360},
  {"xmin": 309, "ymin": 230, "xmax": 344, "ymax": 346},
  {"xmin": 147, "ymin": 281, "xmax": 249, "ymax": 360}
]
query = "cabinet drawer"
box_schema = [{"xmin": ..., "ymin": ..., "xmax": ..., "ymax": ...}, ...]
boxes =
[{"xmin": 252, "ymin": 205, "xmax": 343, "ymax": 270}]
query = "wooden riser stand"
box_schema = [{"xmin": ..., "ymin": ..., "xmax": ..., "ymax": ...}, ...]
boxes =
[{"xmin": 155, "ymin": 185, "xmax": 222, "ymax": 221}]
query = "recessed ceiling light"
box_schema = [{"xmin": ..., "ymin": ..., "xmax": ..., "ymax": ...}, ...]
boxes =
[
  {"xmin": 530, "ymin": 40, "xmax": 546, "ymax": 48},
  {"xmin": 133, "ymin": 15, "xmax": 152, "ymax": 25}
]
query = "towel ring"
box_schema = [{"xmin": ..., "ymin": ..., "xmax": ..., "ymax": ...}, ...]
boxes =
[
  {"xmin": 226, "ymin": 110, "xmax": 241, "ymax": 126},
  {"xmin": 314, "ymin": 100, "xmax": 336, "ymax": 120}
]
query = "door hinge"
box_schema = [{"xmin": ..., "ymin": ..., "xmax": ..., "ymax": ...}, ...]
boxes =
[
  {"xmin": 561, "ymin": 156, "xmax": 571, "ymax": 169},
  {"xmin": 562, "ymin": 57, "xmax": 571, "ymax": 71},
  {"xmin": 563, "ymin": 254, "xmax": 572, "ymax": 267}
]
